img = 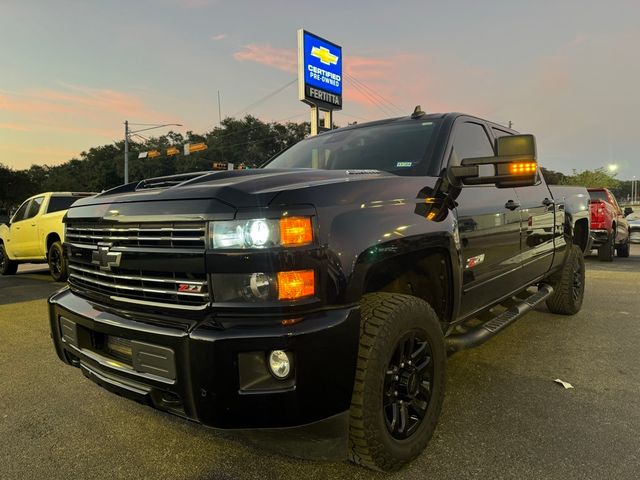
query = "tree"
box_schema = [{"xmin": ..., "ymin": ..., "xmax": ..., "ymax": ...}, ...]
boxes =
[
  {"xmin": 4, "ymin": 116, "xmax": 312, "ymax": 199},
  {"xmin": 560, "ymin": 168, "xmax": 619, "ymax": 189},
  {"xmin": 540, "ymin": 167, "xmax": 566, "ymax": 185}
]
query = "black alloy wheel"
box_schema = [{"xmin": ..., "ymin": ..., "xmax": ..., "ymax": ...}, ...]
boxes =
[
  {"xmin": 546, "ymin": 244, "xmax": 585, "ymax": 315},
  {"xmin": 383, "ymin": 331, "xmax": 434, "ymax": 439},
  {"xmin": 349, "ymin": 293, "xmax": 446, "ymax": 472},
  {"xmin": 48, "ymin": 241, "xmax": 68, "ymax": 282},
  {"xmin": 572, "ymin": 256, "xmax": 584, "ymax": 303}
]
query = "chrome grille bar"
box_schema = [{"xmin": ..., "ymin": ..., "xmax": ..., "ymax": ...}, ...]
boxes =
[
  {"xmin": 68, "ymin": 264, "xmax": 207, "ymax": 287},
  {"xmin": 69, "ymin": 273, "xmax": 208, "ymax": 297},
  {"xmin": 65, "ymin": 224, "xmax": 206, "ymax": 249}
]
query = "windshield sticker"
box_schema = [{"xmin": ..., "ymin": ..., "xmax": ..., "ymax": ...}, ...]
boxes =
[{"xmin": 396, "ymin": 162, "xmax": 412, "ymax": 167}]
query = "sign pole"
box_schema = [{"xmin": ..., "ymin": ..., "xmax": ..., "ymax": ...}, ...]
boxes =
[{"xmin": 124, "ymin": 120, "xmax": 129, "ymax": 184}]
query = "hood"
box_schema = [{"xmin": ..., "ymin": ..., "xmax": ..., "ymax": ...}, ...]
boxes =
[
  {"xmin": 66, "ymin": 169, "xmax": 440, "ymax": 224},
  {"xmin": 73, "ymin": 169, "xmax": 428, "ymax": 208}
]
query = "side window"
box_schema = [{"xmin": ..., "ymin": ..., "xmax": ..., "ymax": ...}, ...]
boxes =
[
  {"xmin": 12, "ymin": 200, "xmax": 31, "ymax": 223},
  {"xmin": 449, "ymin": 122, "xmax": 495, "ymax": 166},
  {"xmin": 25, "ymin": 196, "xmax": 44, "ymax": 220}
]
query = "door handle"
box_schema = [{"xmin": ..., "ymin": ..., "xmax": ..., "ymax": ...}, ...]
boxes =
[{"xmin": 505, "ymin": 200, "xmax": 520, "ymax": 211}]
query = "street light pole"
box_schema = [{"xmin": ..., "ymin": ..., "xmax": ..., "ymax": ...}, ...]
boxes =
[{"xmin": 124, "ymin": 120, "xmax": 129, "ymax": 184}]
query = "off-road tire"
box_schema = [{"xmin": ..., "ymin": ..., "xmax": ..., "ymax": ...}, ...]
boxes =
[
  {"xmin": 48, "ymin": 241, "xmax": 68, "ymax": 282},
  {"xmin": 349, "ymin": 293, "xmax": 446, "ymax": 472},
  {"xmin": 0, "ymin": 243, "xmax": 18, "ymax": 275},
  {"xmin": 616, "ymin": 234, "xmax": 630, "ymax": 258},
  {"xmin": 597, "ymin": 230, "xmax": 615, "ymax": 262},
  {"xmin": 546, "ymin": 244, "xmax": 585, "ymax": 315}
]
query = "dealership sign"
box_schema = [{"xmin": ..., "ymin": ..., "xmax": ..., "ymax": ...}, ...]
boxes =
[{"xmin": 298, "ymin": 29, "xmax": 342, "ymax": 109}]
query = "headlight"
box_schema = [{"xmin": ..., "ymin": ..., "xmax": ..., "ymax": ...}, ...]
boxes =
[{"xmin": 209, "ymin": 217, "xmax": 312, "ymax": 249}]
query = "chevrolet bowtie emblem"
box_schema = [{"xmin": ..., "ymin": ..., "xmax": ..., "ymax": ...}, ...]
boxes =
[
  {"xmin": 310, "ymin": 46, "xmax": 339, "ymax": 66},
  {"xmin": 92, "ymin": 244, "xmax": 122, "ymax": 272}
]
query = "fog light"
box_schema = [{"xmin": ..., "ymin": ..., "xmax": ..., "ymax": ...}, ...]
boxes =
[{"xmin": 268, "ymin": 350, "xmax": 291, "ymax": 379}]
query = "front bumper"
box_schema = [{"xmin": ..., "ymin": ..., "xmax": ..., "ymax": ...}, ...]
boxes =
[{"xmin": 49, "ymin": 288, "xmax": 360, "ymax": 430}]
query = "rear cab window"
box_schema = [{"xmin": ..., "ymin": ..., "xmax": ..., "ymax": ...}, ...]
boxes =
[{"xmin": 47, "ymin": 196, "xmax": 81, "ymax": 214}]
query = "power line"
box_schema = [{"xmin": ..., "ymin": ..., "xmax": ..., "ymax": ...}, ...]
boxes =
[
  {"xmin": 345, "ymin": 73, "xmax": 405, "ymax": 114},
  {"xmin": 230, "ymin": 79, "xmax": 297, "ymax": 118},
  {"xmin": 344, "ymin": 77, "xmax": 395, "ymax": 116}
]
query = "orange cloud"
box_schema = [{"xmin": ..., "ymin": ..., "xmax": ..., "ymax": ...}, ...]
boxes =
[
  {"xmin": 234, "ymin": 44, "xmax": 297, "ymax": 73},
  {"xmin": 0, "ymin": 84, "xmax": 166, "ymax": 119},
  {"xmin": 0, "ymin": 93, "xmax": 73, "ymax": 114},
  {"xmin": 0, "ymin": 122, "xmax": 31, "ymax": 132}
]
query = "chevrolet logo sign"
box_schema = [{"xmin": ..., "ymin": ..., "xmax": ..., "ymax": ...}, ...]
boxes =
[
  {"xmin": 310, "ymin": 46, "xmax": 339, "ymax": 66},
  {"xmin": 91, "ymin": 244, "xmax": 122, "ymax": 272}
]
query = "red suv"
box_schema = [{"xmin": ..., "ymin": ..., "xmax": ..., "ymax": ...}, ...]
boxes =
[{"xmin": 588, "ymin": 188, "xmax": 632, "ymax": 261}]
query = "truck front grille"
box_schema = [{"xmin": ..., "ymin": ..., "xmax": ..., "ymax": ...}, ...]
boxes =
[
  {"xmin": 65, "ymin": 224, "xmax": 206, "ymax": 249},
  {"xmin": 66, "ymin": 222, "xmax": 209, "ymax": 311}
]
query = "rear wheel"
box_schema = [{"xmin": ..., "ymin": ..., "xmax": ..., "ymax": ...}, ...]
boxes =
[
  {"xmin": 616, "ymin": 234, "xmax": 630, "ymax": 258},
  {"xmin": 597, "ymin": 231, "xmax": 615, "ymax": 262},
  {"xmin": 546, "ymin": 244, "xmax": 585, "ymax": 315},
  {"xmin": 0, "ymin": 243, "xmax": 18, "ymax": 275},
  {"xmin": 349, "ymin": 293, "xmax": 446, "ymax": 472},
  {"xmin": 48, "ymin": 241, "xmax": 68, "ymax": 282}
]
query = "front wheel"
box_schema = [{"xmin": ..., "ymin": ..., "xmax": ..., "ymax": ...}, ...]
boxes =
[
  {"xmin": 349, "ymin": 293, "xmax": 446, "ymax": 472},
  {"xmin": 546, "ymin": 244, "xmax": 585, "ymax": 315},
  {"xmin": 48, "ymin": 241, "xmax": 68, "ymax": 282},
  {"xmin": 0, "ymin": 243, "xmax": 18, "ymax": 275}
]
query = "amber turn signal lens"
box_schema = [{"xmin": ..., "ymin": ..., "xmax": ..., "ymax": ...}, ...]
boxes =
[
  {"xmin": 279, "ymin": 217, "xmax": 313, "ymax": 246},
  {"xmin": 277, "ymin": 270, "xmax": 315, "ymax": 300},
  {"xmin": 509, "ymin": 162, "xmax": 537, "ymax": 174}
]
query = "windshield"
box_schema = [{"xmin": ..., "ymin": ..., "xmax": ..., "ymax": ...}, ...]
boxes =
[{"xmin": 264, "ymin": 119, "xmax": 442, "ymax": 176}]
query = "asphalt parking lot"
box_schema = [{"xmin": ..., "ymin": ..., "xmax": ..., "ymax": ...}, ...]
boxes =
[{"xmin": 1, "ymin": 249, "xmax": 639, "ymax": 480}]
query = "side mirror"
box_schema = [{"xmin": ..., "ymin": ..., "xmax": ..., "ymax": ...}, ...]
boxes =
[
  {"xmin": 624, "ymin": 207, "xmax": 633, "ymax": 217},
  {"xmin": 449, "ymin": 134, "xmax": 538, "ymax": 188}
]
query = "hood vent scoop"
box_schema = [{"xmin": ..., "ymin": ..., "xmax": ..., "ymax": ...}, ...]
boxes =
[{"xmin": 345, "ymin": 169, "xmax": 382, "ymax": 175}]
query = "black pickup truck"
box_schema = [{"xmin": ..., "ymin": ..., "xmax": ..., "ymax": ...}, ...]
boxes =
[{"xmin": 49, "ymin": 111, "xmax": 590, "ymax": 471}]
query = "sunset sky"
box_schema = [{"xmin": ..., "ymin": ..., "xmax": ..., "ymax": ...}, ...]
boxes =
[{"xmin": 1, "ymin": 0, "xmax": 639, "ymax": 178}]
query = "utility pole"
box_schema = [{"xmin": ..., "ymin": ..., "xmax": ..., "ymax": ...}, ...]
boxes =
[
  {"xmin": 124, "ymin": 120, "xmax": 129, "ymax": 184},
  {"xmin": 508, "ymin": 120, "xmax": 513, "ymax": 129},
  {"xmin": 217, "ymin": 90, "xmax": 222, "ymax": 127},
  {"xmin": 123, "ymin": 121, "xmax": 182, "ymax": 184}
]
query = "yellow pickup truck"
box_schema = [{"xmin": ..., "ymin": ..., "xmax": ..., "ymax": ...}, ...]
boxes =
[{"xmin": 0, "ymin": 192, "xmax": 94, "ymax": 281}]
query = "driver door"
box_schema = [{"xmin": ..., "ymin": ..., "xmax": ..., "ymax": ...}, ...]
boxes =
[{"xmin": 8, "ymin": 199, "xmax": 33, "ymax": 258}]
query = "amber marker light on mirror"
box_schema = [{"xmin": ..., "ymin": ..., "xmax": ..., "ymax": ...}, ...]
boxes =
[
  {"xmin": 280, "ymin": 217, "xmax": 313, "ymax": 246},
  {"xmin": 277, "ymin": 270, "xmax": 315, "ymax": 300},
  {"xmin": 509, "ymin": 162, "xmax": 537, "ymax": 174}
]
